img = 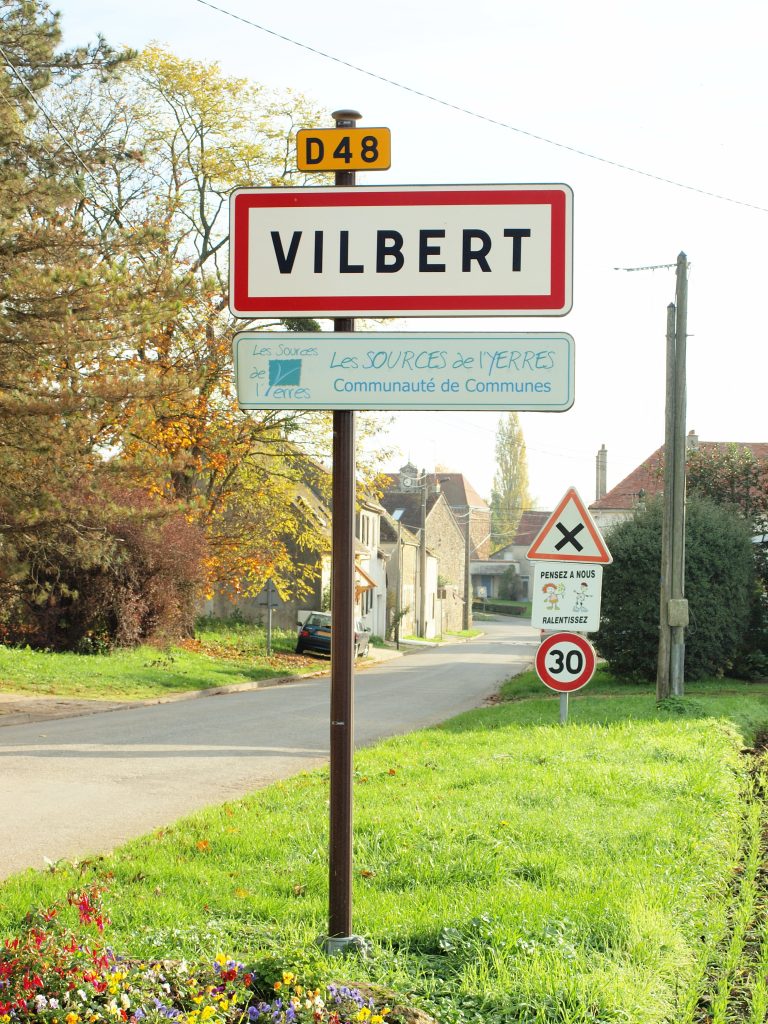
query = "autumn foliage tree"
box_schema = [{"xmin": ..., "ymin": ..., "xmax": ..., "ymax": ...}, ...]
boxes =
[
  {"xmin": 0, "ymin": 1, "xmax": 188, "ymax": 644},
  {"xmin": 0, "ymin": 5, "xmax": 357, "ymax": 648}
]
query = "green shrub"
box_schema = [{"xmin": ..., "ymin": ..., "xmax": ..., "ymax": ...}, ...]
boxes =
[{"xmin": 595, "ymin": 497, "xmax": 755, "ymax": 680}]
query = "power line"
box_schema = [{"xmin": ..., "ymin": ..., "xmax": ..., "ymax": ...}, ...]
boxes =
[
  {"xmin": 192, "ymin": 0, "xmax": 768, "ymax": 215},
  {"xmin": 0, "ymin": 42, "xmax": 96, "ymax": 189}
]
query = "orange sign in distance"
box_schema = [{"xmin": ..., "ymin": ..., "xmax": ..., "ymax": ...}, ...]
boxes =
[{"xmin": 296, "ymin": 127, "xmax": 391, "ymax": 172}]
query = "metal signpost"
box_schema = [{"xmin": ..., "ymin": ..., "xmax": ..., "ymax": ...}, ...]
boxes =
[
  {"xmin": 535, "ymin": 632, "xmax": 598, "ymax": 724},
  {"xmin": 527, "ymin": 487, "xmax": 611, "ymax": 723},
  {"xmin": 255, "ymin": 580, "xmax": 279, "ymax": 655},
  {"xmin": 229, "ymin": 110, "xmax": 576, "ymax": 948}
]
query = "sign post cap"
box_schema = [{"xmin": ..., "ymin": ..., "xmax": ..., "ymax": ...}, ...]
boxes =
[{"xmin": 332, "ymin": 109, "xmax": 362, "ymax": 123}]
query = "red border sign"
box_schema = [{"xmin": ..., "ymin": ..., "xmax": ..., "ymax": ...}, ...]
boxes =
[
  {"xmin": 535, "ymin": 632, "xmax": 597, "ymax": 692},
  {"xmin": 229, "ymin": 183, "xmax": 573, "ymax": 318},
  {"xmin": 526, "ymin": 487, "xmax": 612, "ymax": 564}
]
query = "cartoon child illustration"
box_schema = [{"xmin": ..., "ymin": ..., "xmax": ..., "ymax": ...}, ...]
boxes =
[
  {"xmin": 573, "ymin": 581, "xmax": 591, "ymax": 613},
  {"xmin": 542, "ymin": 581, "xmax": 565, "ymax": 611}
]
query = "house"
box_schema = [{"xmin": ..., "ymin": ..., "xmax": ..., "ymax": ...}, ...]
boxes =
[
  {"xmin": 589, "ymin": 433, "xmax": 768, "ymax": 534},
  {"xmin": 355, "ymin": 495, "xmax": 389, "ymax": 639},
  {"xmin": 382, "ymin": 463, "xmax": 492, "ymax": 631},
  {"xmin": 471, "ymin": 510, "xmax": 551, "ymax": 602},
  {"xmin": 380, "ymin": 465, "xmax": 467, "ymax": 636},
  {"xmin": 378, "ymin": 509, "xmax": 439, "ymax": 640}
]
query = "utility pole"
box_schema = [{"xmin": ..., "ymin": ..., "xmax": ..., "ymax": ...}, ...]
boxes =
[
  {"xmin": 656, "ymin": 253, "xmax": 689, "ymax": 699},
  {"xmin": 669, "ymin": 253, "xmax": 689, "ymax": 696}
]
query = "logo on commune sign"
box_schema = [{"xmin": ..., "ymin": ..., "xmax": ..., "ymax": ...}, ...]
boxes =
[{"xmin": 229, "ymin": 183, "xmax": 573, "ymax": 318}]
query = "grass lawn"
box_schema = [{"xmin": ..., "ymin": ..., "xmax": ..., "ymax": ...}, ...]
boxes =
[
  {"xmin": 0, "ymin": 620, "xmax": 330, "ymax": 702},
  {"xmin": 3, "ymin": 672, "xmax": 768, "ymax": 1023}
]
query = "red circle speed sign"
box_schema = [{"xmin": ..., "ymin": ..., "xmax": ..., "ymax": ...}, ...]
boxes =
[{"xmin": 535, "ymin": 632, "xmax": 596, "ymax": 692}]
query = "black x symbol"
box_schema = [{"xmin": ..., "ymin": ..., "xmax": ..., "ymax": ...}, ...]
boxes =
[{"xmin": 555, "ymin": 521, "xmax": 584, "ymax": 551}]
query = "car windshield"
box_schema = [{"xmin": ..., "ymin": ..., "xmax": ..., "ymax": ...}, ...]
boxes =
[{"xmin": 305, "ymin": 613, "xmax": 331, "ymax": 628}]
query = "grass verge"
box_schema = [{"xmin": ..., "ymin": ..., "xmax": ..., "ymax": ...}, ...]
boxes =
[
  {"xmin": 0, "ymin": 620, "xmax": 327, "ymax": 702},
  {"xmin": 3, "ymin": 684, "xmax": 768, "ymax": 1023}
]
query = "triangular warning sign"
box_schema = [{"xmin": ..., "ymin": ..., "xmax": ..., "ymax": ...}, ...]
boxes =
[{"xmin": 527, "ymin": 487, "xmax": 612, "ymax": 563}]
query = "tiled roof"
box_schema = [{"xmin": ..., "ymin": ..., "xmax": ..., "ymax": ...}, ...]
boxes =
[
  {"xmin": 382, "ymin": 471, "xmax": 489, "ymax": 512},
  {"xmin": 379, "ymin": 490, "xmax": 442, "ymax": 532},
  {"xmin": 511, "ymin": 510, "xmax": 552, "ymax": 546},
  {"xmin": 426, "ymin": 472, "xmax": 489, "ymax": 511},
  {"xmin": 590, "ymin": 440, "xmax": 768, "ymax": 511}
]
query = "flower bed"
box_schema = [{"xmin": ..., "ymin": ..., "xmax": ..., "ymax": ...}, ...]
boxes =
[{"xmin": 0, "ymin": 887, "xmax": 399, "ymax": 1024}]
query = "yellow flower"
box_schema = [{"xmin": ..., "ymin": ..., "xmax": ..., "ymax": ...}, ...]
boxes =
[
  {"xmin": 66, "ymin": 1013, "xmax": 80, "ymax": 1024},
  {"xmin": 192, "ymin": 996, "xmax": 204, "ymax": 1005},
  {"xmin": 282, "ymin": 971, "xmax": 295, "ymax": 986},
  {"xmin": 214, "ymin": 954, "xmax": 226, "ymax": 966},
  {"xmin": 200, "ymin": 1007, "xmax": 216, "ymax": 1021},
  {"xmin": 356, "ymin": 1010, "xmax": 371, "ymax": 1022}
]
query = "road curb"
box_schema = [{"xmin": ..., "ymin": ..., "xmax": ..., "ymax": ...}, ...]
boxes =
[{"xmin": 0, "ymin": 645, "xmax": 406, "ymax": 728}]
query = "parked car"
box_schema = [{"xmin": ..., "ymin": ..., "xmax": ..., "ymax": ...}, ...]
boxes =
[{"xmin": 295, "ymin": 612, "xmax": 371, "ymax": 658}]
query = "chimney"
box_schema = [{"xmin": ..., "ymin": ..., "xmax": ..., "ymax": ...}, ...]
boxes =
[
  {"xmin": 686, "ymin": 430, "xmax": 699, "ymax": 451},
  {"xmin": 596, "ymin": 444, "xmax": 608, "ymax": 500}
]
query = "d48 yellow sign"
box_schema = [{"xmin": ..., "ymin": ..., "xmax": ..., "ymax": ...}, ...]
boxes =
[{"xmin": 296, "ymin": 127, "xmax": 391, "ymax": 172}]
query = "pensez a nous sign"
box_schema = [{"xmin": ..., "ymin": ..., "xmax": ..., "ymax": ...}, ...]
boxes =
[{"xmin": 229, "ymin": 183, "xmax": 573, "ymax": 319}]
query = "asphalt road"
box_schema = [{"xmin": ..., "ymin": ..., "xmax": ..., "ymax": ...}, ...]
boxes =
[{"xmin": 0, "ymin": 618, "xmax": 540, "ymax": 880}]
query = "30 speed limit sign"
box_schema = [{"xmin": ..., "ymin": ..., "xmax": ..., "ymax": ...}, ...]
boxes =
[{"xmin": 535, "ymin": 632, "xmax": 597, "ymax": 693}]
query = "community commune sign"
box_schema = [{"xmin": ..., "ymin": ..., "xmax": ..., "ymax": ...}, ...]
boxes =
[
  {"xmin": 233, "ymin": 331, "xmax": 574, "ymax": 412},
  {"xmin": 229, "ymin": 183, "xmax": 573, "ymax": 318}
]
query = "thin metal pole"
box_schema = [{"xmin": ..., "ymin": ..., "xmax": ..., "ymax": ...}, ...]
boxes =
[
  {"xmin": 670, "ymin": 252, "xmax": 688, "ymax": 696},
  {"xmin": 395, "ymin": 519, "xmax": 402, "ymax": 650},
  {"xmin": 419, "ymin": 471, "xmax": 427, "ymax": 637},
  {"xmin": 328, "ymin": 109, "xmax": 361, "ymax": 944},
  {"xmin": 463, "ymin": 514, "xmax": 472, "ymax": 631},
  {"xmin": 656, "ymin": 302, "xmax": 676, "ymax": 700},
  {"xmin": 559, "ymin": 692, "xmax": 569, "ymax": 725}
]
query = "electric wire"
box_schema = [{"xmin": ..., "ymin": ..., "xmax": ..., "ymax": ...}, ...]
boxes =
[
  {"xmin": 0, "ymin": 42, "xmax": 98, "ymax": 192},
  {"xmin": 192, "ymin": 0, "xmax": 768, "ymax": 215}
]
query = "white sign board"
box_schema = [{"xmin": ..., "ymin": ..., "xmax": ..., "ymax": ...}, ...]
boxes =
[
  {"xmin": 229, "ymin": 184, "xmax": 573, "ymax": 318},
  {"xmin": 531, "ymin": 562, "xmax": 603, "ymax": 632},
  {"xmin": 233, "ymin": 332, "xmax": 574, "ymax": 411}
]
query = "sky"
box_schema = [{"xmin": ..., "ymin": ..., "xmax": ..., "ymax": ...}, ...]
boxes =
[{"xmin": 52, "ymin": 0, "xmax": 768, "ymax": 511}]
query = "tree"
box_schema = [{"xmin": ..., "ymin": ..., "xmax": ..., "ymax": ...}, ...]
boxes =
[
  {"xmin": 0, "ymin": 1, "xmax": 162, "ymax": 638},
  {"xmin": 489, "ymin": 413, "xmax": 532, "ymax": 548},
  {"xmin": 685, "ymin": 443, "xmax": 768, "ymax": 677},
  {"xmin": 686, "ymin": 443, "xmax": 768, "ymax": 530},
  {"xmin": 594, "ymin": 497, "xmax": 756, "ymax": 681},
  {"xmin": 0, "ymin": 19, "xmax": 391, "ymax": 648}
]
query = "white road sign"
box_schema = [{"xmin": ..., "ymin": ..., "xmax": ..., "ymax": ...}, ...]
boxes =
[
  {"xmin": 229, "ymin": 183, "xmax": 573, "ymax": 318},
  {"xmin": 531, "ymin": 562, "xmax": 603, "ymax": 632},
  {"xmin": 527, "ymin": 487, "xmax": 612, "ymax": 564},
  {"xmin": 233, "ymin": 331, "xmax": 575, "ymax": 411}
]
